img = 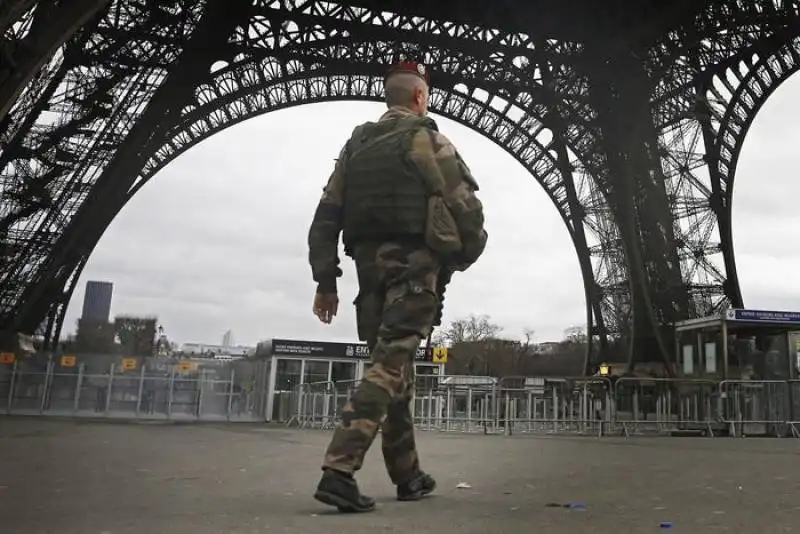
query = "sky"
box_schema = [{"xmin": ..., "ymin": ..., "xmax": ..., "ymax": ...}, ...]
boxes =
[{"xmin": 60, "ymin": 75, "xmax": 800, "ymax": 348}]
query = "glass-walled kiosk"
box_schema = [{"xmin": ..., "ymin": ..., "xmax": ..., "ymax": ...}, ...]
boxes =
[
  {"xmin": 254, "ymin": 338, "xmax": 446, "ymax": 422},
  {"xmin": 674, "ymin": 308, "xmax": 800, "ymax": 380},
  {"xmin": 674, "ymin": 309, "xmax": 800, "ymax": 436}
]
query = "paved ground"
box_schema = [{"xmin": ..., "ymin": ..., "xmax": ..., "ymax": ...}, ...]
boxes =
[{"xmin": 0, "ymin": 418, "xmax": 798, "ymax": 533}]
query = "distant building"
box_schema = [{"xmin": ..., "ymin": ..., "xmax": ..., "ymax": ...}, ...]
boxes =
[
  {"xmin": 81, "ymin": 281, "xmax": 113, "ymax": 322},
  {"xmin": 222, "ymin": 329, "xmax": 234, "ymax": 348}
]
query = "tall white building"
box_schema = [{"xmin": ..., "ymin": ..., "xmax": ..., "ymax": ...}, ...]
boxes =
[{"xmin": 222, "ymin": 329, "xmax": 234, "ymax": 348}]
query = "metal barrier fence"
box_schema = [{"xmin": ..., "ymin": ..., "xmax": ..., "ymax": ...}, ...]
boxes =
[
  {"xmin": 5, "ymin": 359, "xmax": 800, "ymax": 439},
  {"xmin": 0, "ymin": 358, "xmax": 271, "ymax": 422},
  {"xmin": 284, "ymin": 375, "xmax": 800, "ymax": 438}
]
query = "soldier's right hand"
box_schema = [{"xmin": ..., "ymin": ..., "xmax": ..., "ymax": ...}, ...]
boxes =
[{"xmin": 313, "ymin": 291, "xmax": 339, "ymax": 324}]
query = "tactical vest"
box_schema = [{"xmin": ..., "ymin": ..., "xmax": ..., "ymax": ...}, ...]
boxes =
[{"xmin": 341, "ymin": 114, "xmax": 436, "ymax": 255}]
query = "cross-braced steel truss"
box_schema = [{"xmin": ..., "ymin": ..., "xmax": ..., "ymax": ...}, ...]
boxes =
[{"xmin": 2, "ymin": 0, "xmax": 800, "ymax": 373}]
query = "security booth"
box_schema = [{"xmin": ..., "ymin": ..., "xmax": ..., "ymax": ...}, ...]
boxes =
[
  {"xmin": 674, "ymin": 308, "xmax": 800, "ymax": 436},
  {"xmin": 256, "ymin": 338, "xmax": 446, "ymax": 422},
  {"xmin": 674, "ymin": 308, "xmax": 800, "ymax": 380}
]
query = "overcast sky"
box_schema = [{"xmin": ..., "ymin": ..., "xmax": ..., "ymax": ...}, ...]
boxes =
[{"xmin": 61, "ymin": 75, "xmax": 800, "ymax": 347}]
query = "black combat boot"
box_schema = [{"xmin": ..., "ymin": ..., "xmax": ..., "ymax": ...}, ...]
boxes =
[
  {"xmin": 314, "ymin": 469, "xmax": 376, "ymax": 513},
  {"xmin": 396, "ymin": 471, "xmax": 436, "ymax": 501}
]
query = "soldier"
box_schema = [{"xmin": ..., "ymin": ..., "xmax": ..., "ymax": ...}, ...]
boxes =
[{"xmin": 307, "ymin": 60, "xmax": 488, "ymax": 513}]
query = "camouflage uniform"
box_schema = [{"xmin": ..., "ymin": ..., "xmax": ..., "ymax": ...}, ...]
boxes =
[{"xmin": 308, "ymin": 105, "xmax": 487, "ymax": 511}]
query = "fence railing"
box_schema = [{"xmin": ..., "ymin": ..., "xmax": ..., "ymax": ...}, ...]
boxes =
[
  {"xmin": 5, "ymin": 360, "xmax": 800, "ymax": 438},
  {"xmin": 0, "ymin": 359, "xmax": 270, "ymax": 422},
  {"xmin": 284, "ymin": 375, "xmax": 800, "ymax": 438}
]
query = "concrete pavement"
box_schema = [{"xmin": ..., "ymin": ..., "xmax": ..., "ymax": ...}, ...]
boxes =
[{"xmin": 1, "ymin": 417, "xmax": 798, "ymax": 533}]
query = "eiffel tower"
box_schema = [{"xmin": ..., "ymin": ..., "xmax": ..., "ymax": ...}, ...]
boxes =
[{"xmin": 1, "ymin": 0, "xmax": 798, "ymax": 373}]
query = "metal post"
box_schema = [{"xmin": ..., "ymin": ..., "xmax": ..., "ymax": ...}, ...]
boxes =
[
  {"xmin": 227, "ymin": 368, "xmax": 235, "ymax": 421},
  {"xmin": 7, "ymin": 359, "xmax": 18, "ymax": 413},
  {"xmin": 466, "ymin": 387, "xmax": 473, "ymax": 432},
  {"xmin": 135, "ymin": 364, "xmax": 146, "ymax": 417},
  {"xmin": 490, "ymin": 394, "xmax": 496, "ymax": 432},
  {"xmin": 166, "ymin": 365, "xmax": 175, "ymax": 418},
  {"xmin": 73, "ymin": 363, "xmax": 85, "ymax": 413},
  {"xmin": 552, "ymin": 385, "xmax": 558, "ymax": 432},
  {"xmin": 426, "ymin": 390, "xmax": 433, "ymax": 431},
  {"xmin": 666, "ymin": 388, "xmax": 673, "ymax": 430},
  {"xmin": 39, "ymin": 360, "xmax": 54, "ymax": 414},
  {"xmin": 259, "ymin": 360, "xmax": 270, "ymax": 421},
  {"xmin": 722, "ymin": 319, "xmax": 729, "ymax": 380},
  {"xmin": 527, "ymin": 393, "xmax": 533, "ymax": 432},
  {"xmin": 445, "ymin": 387, "xmax": 452, "ymax": 432},
  {"xmin": 504, "ymin": 391, "xmax": 510, "ymax": 436},
  {"xmin": 197, "ymin": 370, "xmax": 204, "ymax": 419},
  {"xmin": 105, "ymin": 363, "xmax": 115, "ymax": 416}
]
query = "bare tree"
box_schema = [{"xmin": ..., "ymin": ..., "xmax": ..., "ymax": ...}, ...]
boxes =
[
  {"xmin": 563, "ymin": 325, "xmax": 587, "ymax": 344},
  {"xmin": 506, "ymin": 328, "xmax": 535, "ymax": 375},
  {"xmin": 74, "ymin": 318, "xmax": 115, "ymax": 354},
  {"xmin": 114, "ymin": 316, "xmax": 157, "ymax": 357},
  {"xmin": 435, "ymin": 314, "xmax": 502, "ymax": 375},
  {"xmin": 434, "ymin": 314, "xmax": 502, "ymax": 346},
  {"xmin": 522, "ymin": 328, "xmax": 535, "ymax": 346}
]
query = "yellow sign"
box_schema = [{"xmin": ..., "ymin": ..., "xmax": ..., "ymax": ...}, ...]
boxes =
[
  {"xmin": 0, "ymin": 352, "xmax": 14, "ymax": 364},
  {"xmin": 176, "ymin": 361, "xmax": 197, "ymax": 372},
  {"xmin": 432, "ymin": 346, "xmax": 448, "ymax": 364},
  {"xmin": 60, "ymin": 355, "xmax": 77, "ymax": 367},
  {"xmin": 121, "ymin": 358, "xmax": 137, "ymax": 371},
  {"xmin": 599, "ymin": 363, "xmax": 610, "ymax": 376}
]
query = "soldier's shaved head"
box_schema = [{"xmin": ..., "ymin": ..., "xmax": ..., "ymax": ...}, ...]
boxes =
[{"xmin": 385, "ymin": 72, "xmax": 429, "ymax": 116}]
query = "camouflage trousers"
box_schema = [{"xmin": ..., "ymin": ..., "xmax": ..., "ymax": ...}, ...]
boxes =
[{"xmin": 322, "ymin": 241, "xmax": 440, "ymax": 485}]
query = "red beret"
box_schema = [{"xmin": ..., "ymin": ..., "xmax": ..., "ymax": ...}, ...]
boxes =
[{"xmin": 384, "ymin": 60, "xmax": 430, "ymax": 86}]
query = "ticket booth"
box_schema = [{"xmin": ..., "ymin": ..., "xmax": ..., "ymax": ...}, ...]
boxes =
[
  {"xmin": 674, "ymin": 308, "xmax": 800, "ymax": 380},
  {"xmin": 258, "ymin": 338, "xmax": 446, "ymax": 422}
]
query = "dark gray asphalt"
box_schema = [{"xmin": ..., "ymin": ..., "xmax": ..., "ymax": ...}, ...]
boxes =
[{"xmin": 0, "ymin": 417, "xmax": 798, "ymax": 533}]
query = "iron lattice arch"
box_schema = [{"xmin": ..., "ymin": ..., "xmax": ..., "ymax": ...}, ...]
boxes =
[
  {"xmin": 640, "ymin": 2, "xmax": 800, "ymax": 321},
  {"xmin": 3, "ymin": 0, "xmax": 800, "ymax": 369},
  {"xmin": 147, "ymin": 64, "xmax": 622, "ymax": 355},
  {"xmin": 0, "ymin": 0, "xmax": 623, "ymax": 366}
]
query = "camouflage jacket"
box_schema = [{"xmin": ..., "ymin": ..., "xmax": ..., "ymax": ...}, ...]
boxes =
[{"xmin": 307, "ymin": 106, "xmax": 487, "ymax": 293}]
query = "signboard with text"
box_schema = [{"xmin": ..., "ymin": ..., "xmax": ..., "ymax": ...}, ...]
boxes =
[
  {"xmin": 270, "ymin": 338, "xmax": 437, "ymax": 362},
  {"xmin": 725, "ymin": 309, "xmax": 800, "ymax": 324}
]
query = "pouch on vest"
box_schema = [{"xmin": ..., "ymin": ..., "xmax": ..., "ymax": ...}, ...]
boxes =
[{"xmin": 425, "ymin": 194, "xmax": 462, "ymax": 254}]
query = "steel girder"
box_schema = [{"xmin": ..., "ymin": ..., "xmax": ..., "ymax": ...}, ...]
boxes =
[
  {"xmin": 0, "ymin": 0, "xmax": 111, "ymax": 126},
  {"xmin": 699, "ymin": 36, "xmax": 800, "ymax": 305},
  {"xmin": 0, "ymin": 0, "xmax": 209, "ymax": 343},
  {"xmin": 642, "ymin": 1, "xmax": 800, "ymax": 321},
  {"xmin": 2, "ymin": 0, "xmax": 800, "ymax": 369}
]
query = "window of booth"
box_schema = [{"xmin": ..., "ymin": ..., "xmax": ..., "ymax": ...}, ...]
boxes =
[
  {"xmin": 415, "ymin": 363, "xmax": 439, "ymax": 391},
  {"xmin": 331, "ymin": 361, "xmax": 357, "ymax": 393},
  {"xmin": 274, "ymin": 358, "xmax": 302, "ymax": 391},
  {"xmin": 331, "ymin": 361, "xmax": 356, "ymax": 383},
  {"xmin": 681, "ymin": 345, "xmax": 694, "ymax": 375},
  {"xmin": 303, "ymin": 360, "xmax": 330, "ymax": 384}
]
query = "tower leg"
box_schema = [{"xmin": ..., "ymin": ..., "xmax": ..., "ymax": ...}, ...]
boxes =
[{"xmin": 586, "ymin": 49, "xmax": 690, "ymax": 372}]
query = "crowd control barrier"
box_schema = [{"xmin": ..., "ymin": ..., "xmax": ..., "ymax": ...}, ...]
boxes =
[{"xmin": 282, "ymin": 375, "xmax": 800, "ymax": 439}]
